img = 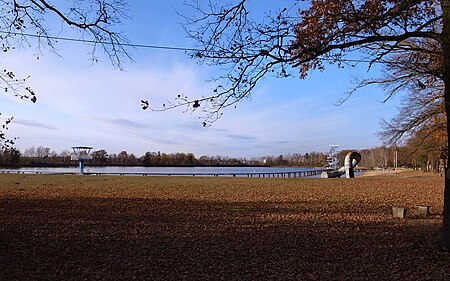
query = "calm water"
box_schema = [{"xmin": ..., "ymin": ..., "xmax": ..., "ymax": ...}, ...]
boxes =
[{"xmin": 1, "ymin": 166, "xmax": 319, "ymax": 176}]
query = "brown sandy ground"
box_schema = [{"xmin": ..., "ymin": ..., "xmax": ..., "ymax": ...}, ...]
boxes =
[
  {"xmin": 1, "ymin": 173, "xmax": 449, "ymax": 280},
  {"xmin": 359, "ymin": 168, "xmax": 439, "ymax": 178}
]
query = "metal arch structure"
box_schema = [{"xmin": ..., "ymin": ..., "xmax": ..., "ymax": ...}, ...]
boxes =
[
  {"xmin": 71, "ymin": 146, "xmax": 93, "ymax": 174},
  {"xmin": 343, "ymin": 152, "xmax": 362, "ymax": 178}
]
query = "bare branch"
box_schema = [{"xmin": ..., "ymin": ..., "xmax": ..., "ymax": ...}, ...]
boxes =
[
  {"xmin": 0, "ymin": 0, "xmax": 131, "ymax": 147},
  {"xmin": 148, "ymin": 0, "xmax": 443, "ymax": 126}
]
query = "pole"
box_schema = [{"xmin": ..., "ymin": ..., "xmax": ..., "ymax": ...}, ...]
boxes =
[
  {"xmin": 79, "ymin": 159, "xmax": 84, "ymax": 174},
  {"xmin": 394, "ymin": 150, "xmax": 398, "ymax": 174}
]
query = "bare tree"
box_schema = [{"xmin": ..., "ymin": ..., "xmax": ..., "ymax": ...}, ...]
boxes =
[
  {"xmin": 144, "ymin": 0, "xmax": 450, "ymax": 249},
  {"xmin": 35, "ymin": 145, "xmax": 49, "ymax": 157},
  {"xmin": 0, "ymin": 115, "xmax": 17, "ymax": 149},
  {"xmin": 59, "ymin": 149, "xmax": 71, "ymax": 157},
  {"xmin": 118, "ymin": 150, "xmax": 128, "ymax": 164},
  {"xmin": 1, "ymin": 0, "xmax": 131, "ymax": 146},
  {"xmin": 23, "ymin": 146, "xmax": 36, "ymax": 157},
  {"xmin": 144, "ymin": 1, "xmax": 442, "ymax": 123},
  {"xmin": 354, "ymin": 37, "xmax": 445, "ymax": 146},
  {"xmin": 374, "ymin": 38, "xmax": 447, "ymax": 172},
  {"xmin": 405, "ymin": 128, "xmax": 447, "ymax": 171},
  {"xmin": 143, "ymin": 0, "xmax": 303, "ymax": 125},
  {"xmin": 91, "ymin": 149, "xmax": 109, "ymax": 165}
]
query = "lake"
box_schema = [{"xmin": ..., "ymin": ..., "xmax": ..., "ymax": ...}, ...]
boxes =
[{"xmin": 0, "ymin": 166, "xmax": 322, "ymax": 177}]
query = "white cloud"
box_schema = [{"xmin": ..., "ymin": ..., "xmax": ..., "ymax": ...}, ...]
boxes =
[{"xmin": 1, "ymin": 27, "xmax": 401, "ymax": 158}]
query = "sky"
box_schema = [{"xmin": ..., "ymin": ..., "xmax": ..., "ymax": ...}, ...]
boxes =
[{"xmin": 1, "ymin": 1, "xmax": 404, "ymax": 158}]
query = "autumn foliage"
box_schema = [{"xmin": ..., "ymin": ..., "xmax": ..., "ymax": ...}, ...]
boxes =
[
  {"xmin": 291, "ymin": 0, "xmax": 440, "ymax": 78},
  {"xmin": 1, "ymin": 173, "xmax": 449, "ymax": 280}
]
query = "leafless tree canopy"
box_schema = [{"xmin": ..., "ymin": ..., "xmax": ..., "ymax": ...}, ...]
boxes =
[
  {"xmin": 144, "ymin": 0, "xmax": 450, "ymax": 249},
  {"xmin": 369, "ymin": 39, "xmax": 445, "ymax": 144},
  {"xmin": 0, "ymin": 0, "xmax": 130, "ymax": 147},
  {"xmin": 145, "ymin": 0, "xmax": 442, "ymax": 126},
  {"xmin": 146, "ymin": 0, "xmax": 303, "ymax": 125},
  {"xmin": 376, "ymin": 38, "xmax": 447, "ymax": 165}
]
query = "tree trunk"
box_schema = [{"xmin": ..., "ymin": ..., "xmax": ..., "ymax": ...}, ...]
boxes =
[{"xmin": 441, "ymin": 0, "xmax": 450, "ymax": 250}]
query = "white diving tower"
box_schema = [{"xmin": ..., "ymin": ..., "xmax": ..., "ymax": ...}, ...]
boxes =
[
  {"xmin": 71, "ymin": 146, "xmax": 93, "ymax": 174},
  {"xmin": 326, "ymin": 145, "xmax": 340, "ymax": 170}
]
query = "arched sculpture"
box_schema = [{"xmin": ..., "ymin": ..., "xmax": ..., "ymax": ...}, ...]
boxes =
[{"xmin": 321, "ymin": 152, "xmax": 361, "ymax": 178}]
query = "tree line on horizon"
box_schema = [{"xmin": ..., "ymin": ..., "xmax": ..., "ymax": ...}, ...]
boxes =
[
  {"xmin": 0, "ymin": 142, "xmax": 444, "ymax": 172},
  {"xmin": 2, "ymin": 0, "xmax": 450, "ymax": 250}
]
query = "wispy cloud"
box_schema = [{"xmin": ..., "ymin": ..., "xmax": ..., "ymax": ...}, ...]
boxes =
[
  {"xmin": 227, "ymin": 134, "xmax": 256, "ymax": 141},
  {"xmin": 96, "ymin": 117, "xmax": 152, "ymax": 129},
  {"xmin": 274, "ymin": 140, "xmax": 293, "ymax": 145},
  {"xmin": 14, "ymin": 118, "xmax": 57, "ymax": 130}
]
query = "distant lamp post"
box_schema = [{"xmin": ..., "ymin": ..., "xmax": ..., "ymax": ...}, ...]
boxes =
[{"xmin": 394, "ymin": 145, "xmax": 399, "ymax": 174}]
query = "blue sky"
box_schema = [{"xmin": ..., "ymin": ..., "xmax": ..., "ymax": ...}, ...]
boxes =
[{"xmin": 1, "ymin": 0, "xmax": 403, "ymax": 158}]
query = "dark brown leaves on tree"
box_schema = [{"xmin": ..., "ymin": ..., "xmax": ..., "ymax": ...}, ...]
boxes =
[
  {"xmin": 141, "ymin": 100, "xmax": 149, "ymax": 110},
  {"xmin": 418, "ymin": 80, "xmax": 427, "ymax": 89},
  {"xmin": 193, "ymin": 100, "xmax": 200, "ymax": 108}
]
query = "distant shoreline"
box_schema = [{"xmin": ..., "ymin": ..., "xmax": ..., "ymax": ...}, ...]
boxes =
[
  {"xmin": 0, "ymin": 163, "xmax": 325, "ymax": 169},
  {"xmin": 0, "ymin": 163, "xmax": 274, "ymax": 169}
]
